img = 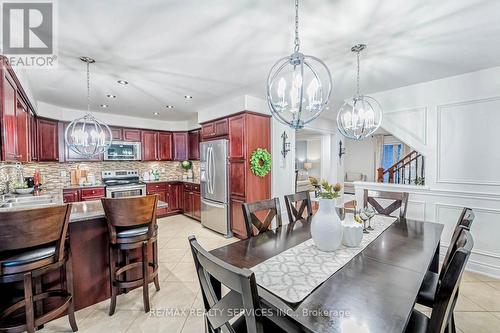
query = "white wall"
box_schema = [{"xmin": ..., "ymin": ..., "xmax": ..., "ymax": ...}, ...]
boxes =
[
  {"xmin": 344, "ymin": 137, "xmax": 375, "ymax": 181},
  {"xmin": 363, "ymin": 65, "xmax": 500, "ymax": 278}
]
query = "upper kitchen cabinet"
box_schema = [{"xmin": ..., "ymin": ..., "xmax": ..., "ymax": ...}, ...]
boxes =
[
  {"xmin": 158, "ymin": 132, "xmax": 172, "ymax": 161},
  {"xmin": 173, "ymin": 132, "xmax": 188, "ymax": 161},
  {"xmin": 1, "ymin": 70, "xmax": 17, "ymax": 161},
  {"xmin": 123, "ymin": 128, "xmax": 141, "ymax": 142},
  {"xmin": 109, "ymin": 127, "xmax": 123, "ymax": 141},
  {"xmin": 61, "ymin": 122, "xmax": 103, "ymax": 162},
  {"xmin": 201, "ymin": 118, "xmax": 228, "ymax": 140},
  {"xmin": 188, "ymin": 129, "xmax": 200, "ymax": 160},
  {"xmin": 142, "ymin": 130, "xmax": 159, "ymax": 161},
  {"xmin": 37, "ymin": 118, "xmax": 59, "ymax": 161},
  {"xmin": 15, "ymin": 98, "xmax": 29, "ymax": 162}
]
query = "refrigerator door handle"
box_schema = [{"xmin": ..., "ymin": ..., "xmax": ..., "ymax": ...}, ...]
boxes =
[
  {"xmin": 210, "ymin": 146, "xmax": 216, "ymax": 195},
  {"xmin": 208, "ymin": 147, "xmax": 213, "ymax": 194},
  {"xmin": 201, "ymin": 199, "xmax": 226, "ymax": 209}
]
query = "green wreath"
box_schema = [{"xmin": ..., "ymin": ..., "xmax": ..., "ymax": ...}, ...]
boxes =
[{"xmin": 250, "ymin": 148, "xmax": 272, "ymax": 177}]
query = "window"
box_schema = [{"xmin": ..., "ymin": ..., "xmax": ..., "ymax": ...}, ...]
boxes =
[{"xmin": 382, "ymin": 144, "xmax": 402, "ymax": 182}]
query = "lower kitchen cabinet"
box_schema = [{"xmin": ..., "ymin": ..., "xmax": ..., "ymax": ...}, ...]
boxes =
[
  {"xmin": 63, "ymin": 189, "xmax": 80, "ymax": 203},
  {"xmin": 183, "ymin": 183, "xmax": 201, "ymax": 221},
  {"xmin": 63, "ymin": 187, "xmax": 105, "ymax": 203},
  {"xmin": 147, "ymin": 182, "xmax": 183, "ymax": 216}
]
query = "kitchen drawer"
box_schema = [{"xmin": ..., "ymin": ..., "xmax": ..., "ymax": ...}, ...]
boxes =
[
  {"xmin": 146, "ymin": 182, "xmax": 166, "ymax": 193},
  {"xmin": 80, "ymin": 187, "xmax": 105, "ymax": 199},
  {"xmin": 184, "ymin": 183, "xmax": 200, "ymax": 192}
]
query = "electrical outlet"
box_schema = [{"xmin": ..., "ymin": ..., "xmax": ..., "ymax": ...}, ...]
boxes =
[{"xmin": 61, "ymin": 171, "xmax": 67, "ymax": 178}]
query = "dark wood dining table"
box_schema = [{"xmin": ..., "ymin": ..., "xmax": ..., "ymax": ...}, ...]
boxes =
[{"xmin": 210, "ymin": 217, "xmax": 444, "ymax": 333}]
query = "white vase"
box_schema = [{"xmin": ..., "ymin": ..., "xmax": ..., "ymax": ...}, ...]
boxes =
[
  {"xmin": 342, "ymin": 220, "xmax": 363, "ymax": 247},
  {"xmin": 311, "ymin": 198, "xmax": 343, "ymax": 252}
]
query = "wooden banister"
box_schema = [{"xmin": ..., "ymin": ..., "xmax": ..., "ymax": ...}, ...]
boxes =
[{"xmin": 378, "ymin": 150, "xmax": 425, "ymax": 185}]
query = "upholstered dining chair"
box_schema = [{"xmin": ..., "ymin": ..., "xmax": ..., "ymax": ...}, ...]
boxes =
[
  {"xmin": 189, "ymin": 236, "xmax": 286, "ymax": 333},
  {"xmin": 363, "ymin": 189, "xmax": 409, "ymax": 218},
  {"xmin": 405, "ymin": 230, "xmax": 473, "ymax": 333},
  {"xmin": 242, "ymin": 198, "xmax": 283, "ymax": 238},
  {"xmin": 284, "ymin": 191, "xmax": 313, "ymax": 223}
]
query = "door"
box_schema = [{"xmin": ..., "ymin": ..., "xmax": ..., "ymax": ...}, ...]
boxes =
[
  {"xmin": 110, "ymin": 127, "xmax": 123, "ymax": 141},
  {"xmin": 200, "ymin": 140, "xmax": 228, "ymax": 203},
  {"xmin": 2, "ymin": 73, "xmax": 17, "ymax": 161},
  {"xmin": 183, "ymin": 190, "xmax": 192, "ymax": 216},
  {"xmin": 63, "ymin": 122, "xmax": 103, "ymax": 162},
  {"xmin": 201, "ymin": 198, "xmax": 228, "ymax": 235},
  {"xmin": 188, "ymin": 130, "xmax": 200, "ymax": 160},
  {"xmin": 29, "ymin": 112, "xmax": 38, "ymax": 161},
  {"xmin": 37, "ymin": 118, "xmax": 59, "ymax": 161},
  {"xmin": 193, "ymin": 191, "xmax": 201, "ymax": 219},
  {"xmin": 123, "ymin": 129, "xmax": 141, "ymax": 142},
  {"xmin": 158, "ymin": 132, "xmax": 172, "ymax": 160},
  {"xmin": 16, "ymin": 98, "xmax": 29, "ymax": 162},
  {"xmin": 142, "ymin": 130, "xmax": 158, "ymax": 161},
  {"xmin": 173, "ymin": 132, "xmax": 188, "ymax": 161}
]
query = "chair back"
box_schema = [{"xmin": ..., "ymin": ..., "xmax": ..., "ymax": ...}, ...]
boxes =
[
  {"xmin": 439, "ymin": 208, "xmax": 474, "ymax": 281},
  {"xmin": 0, "ymin": 204, "xmax": 72, "ymax": 263},
  {"xmin": 101, "ymin": 195, "xmax": 157, "ymax": 242},
  {"xmin": 242, "ymin": 198, "xmax": 282, "ymax": 238},
  {"xmin": 284, "ymin": 191, "xmax": 313, "ymax": 223},
  {"xmin": 363, "ymin": 189, "xmax": 409, "ymax": 218},
  {"xmin": 189, "ymin": 236, "xmax": 263, "ymax": 333},
  {"xmin": 428, "ymin": 230, "xmax": 473, "ymax": 333}
]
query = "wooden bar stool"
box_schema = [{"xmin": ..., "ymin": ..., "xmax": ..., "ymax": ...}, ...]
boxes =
[
  {"xmin": 101, "ymin": 195, "xmax": 160, "ymax": 315},
  {"xmin": 0, "ymin": 204, "xmax": 77, "ymax": 333}
]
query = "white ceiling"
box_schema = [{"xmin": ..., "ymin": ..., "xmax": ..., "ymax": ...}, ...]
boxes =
[{"xmin": 24, "ymin": 0, "xmax": 500, "ymax": 122}]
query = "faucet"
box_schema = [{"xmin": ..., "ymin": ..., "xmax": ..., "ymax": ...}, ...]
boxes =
[{"xmin": 0, "ymin": 162, "xmax": 25, "ymax": 194}]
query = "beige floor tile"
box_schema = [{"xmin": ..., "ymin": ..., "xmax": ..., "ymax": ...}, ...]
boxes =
[
  {"xmin": 158, "ymin": 248, "xmax": 188, "ymax": 263},
  {"xmin": 76, "ymin": 309, "xmax": 141, "ymax": 333},
  {"xmin": 181, "ymin": 313, "xmax": 205, "ymax": 333},
  {"xmin": 125, "ymin": 311, "xmax": 188, "ymax": 333},
  {"xmin": 491, "ymin": 312, "xmax": 500, "ymax": 320},
  {"xmin": 455, "ymin": 295, "xmax": 487, "ymax": 312},
  {"xmin": 455, "ymin": 312, "xmax": 500, "ymax": 333},
  {"xmin": 167, "ymin": 262, "xmax": 199, "ymax": 282},
  {"xmin": 464, "ymin": 271, "xmax": 500, "ymax": 282},
  {"xmin": 94, "ymin": 285, "xmax": 159, "ymax": 312},
  {"xmin": 163, "ymin": 237, "xmax": 191, "ymax": 250},
  {"xmin": 460, "ymin": 282, "xmax": 500, "ymax": 311},
  {"xmin": 149, "ymin": 281, "xmax": 199, "ymax": 309},
  {"xmin": 42, "ymin": 305, "xmax": 96, "ymax": 332},
  {"xmin": 158, "ymin": 261, "xmax": 178, "ymax": 281},
  {"xmin": 485, "ymin": 281, "xmax": 500, "ymax": 291}
]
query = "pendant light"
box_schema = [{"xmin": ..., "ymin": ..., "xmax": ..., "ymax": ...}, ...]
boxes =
[
  {"xmin": 337, "ymin": 44, "xmax": 382, "ymax": 140},
  {"xmin": 64, "ymin": 57, "xmax": 112, "ymax": 157},
  {"xmin": 266, "ymin": 0, "xmax": 332, "ymax": 129}
]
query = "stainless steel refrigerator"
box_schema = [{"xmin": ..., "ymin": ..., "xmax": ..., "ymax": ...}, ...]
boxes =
[{"xmin": 200, "ymin": 139, "xmax": 230, "ymax": 236}]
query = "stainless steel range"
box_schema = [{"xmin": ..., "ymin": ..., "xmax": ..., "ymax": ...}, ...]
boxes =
[{"xmin": 102, "ymin": 170, "xmax": 146, "ymax": 198}]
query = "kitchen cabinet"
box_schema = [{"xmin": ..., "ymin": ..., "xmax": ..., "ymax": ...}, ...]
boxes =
[
  {"xmin": 183, "ymin": 183, "xmax": 201, "ymax": 221},
  {"xmin": 62, "ymin": 122, "xmax": 103, "ymax": 162},
  {"xmin": 37, "ymin": 118, "xmax": 59, "ymax": 161},
  {"xmin": 110, "ymin": 127, "xmax": 123, "ymax": 141},
  {"xmin": 228, "ymin": 115, "xmax": 245, "ymax": 159},
  {"xmin": 29, "ymin": 111, "xmax": 38, "ymax": 161},
  {"xmin": 188, "ymin": 129, "xmax": 200, "ymax": 160},
  {"xmin": 1, "ymin": 70, "xmax": 17, "ymax": 161},
  {"xmin": 158, "ymin": 132, "xmax": 172, "ymax": 161},
  {"xmin": 201, "ymin": 118, "xmax": 228, "ymax": 140},
  {"xmin": 15, "ymin": 97, "xmax": 29, "ymax": 162},
  {"xmin": 141, "ymin": 130, "xmax": 158, "ymax": 161},
  {"xmin": 173, "ymin": 132, "xmax": 188, "ymax": 161},
  {"xmin": 123, "ymin": 129, "xmax": 141, "ymax": 142},
  {"xmin": 63, "ymin": 187, "xmax": 104, "ymax": 203},
  {"xmin": 167, "ymin": 183, "xmax": 183, "ymax": 212},
  {"xmin": 63, "ymin": 189, "xmax": 80, "ymax": 203}
]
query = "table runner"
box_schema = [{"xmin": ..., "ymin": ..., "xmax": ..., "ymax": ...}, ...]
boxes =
[{"xmin": 250, "ymin": 214, "xmax": 397, "ymax": 303}]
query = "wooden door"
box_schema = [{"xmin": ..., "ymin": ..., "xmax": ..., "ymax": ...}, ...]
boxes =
[
  {"xmin": 158, "ymin": 132, "xmax": 172, "ymax": 161},
  {"xmin": 214, "ymin": 118, "xmax": 229, "ymax": 136},
  {"xmin": 109, "ymin": 127, "xmax": 123, "ymax": 141},
  {"xmin": 183, "ymin": 190, "xmax": 192, "ymax": 216},
  {"xmin": 173, "ymin": 132, "xmax": 188, "ymax": 161},
  {"xmin": 141, "ymin": 130, "xmax": 158, "ymax": 161},
  {"xmin": 63, "ymin": 189, "xmax": 80, "ymax": 203},
  {"xmin": 123, "ymin": 129, "xmax": 141, "ymax": 142},
  {"xmin": 229, "ymin": 115, "xmax": 245, "ymax": 159},
  {"xmin": 15, "ymin": 98, "xmax": 29, "ymax": 162},
  {"xmin": 201, "ymin": 122, "xmax": 215, "ymax": 139},
  {"xmin": 193, "ymin": 191, "xmax": 201, "ymax": 219},
  {"xmin": 188, "ymin": 130, "xmax": 200, "ymax": 160},
  {"xmin": 230, "ymin": 197, "xmax": 247, "ymax": 238},
  {"xmin": 29, "ymin": 111, "xmax": 38, "ymax": 161},
  {"xmin": 2, "ymin": 72, "xmax": 17, "ymax": 161},
  {"xmin": 37, "ymin": 118, "xmax": 59, "ymax": 161}
]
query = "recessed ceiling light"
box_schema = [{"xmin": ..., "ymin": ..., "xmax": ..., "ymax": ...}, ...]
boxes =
[
  {"xmin": 106, "ymin": 94, "xmax": 116, "ymax": 98},
  {"xmin": 153, "ymin": 112, "xmax": 160, "ymax": 115},
  {"xmin": 100, "ymin": 104, "xmax": 108, "ymax": 108},
  {"xmin": 117, "ymin": 80, "xmax": 128, "ymax": 85},
  {"xmin": 166, "ymin": 105, "xmax": 174, "ymax": 109},
  {"xmin": 184, "ymin": 95, "xmax": 193, "ymax": 99}
]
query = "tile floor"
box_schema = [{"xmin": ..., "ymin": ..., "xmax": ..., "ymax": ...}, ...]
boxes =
[{"xmin": 43, "ymin": 215, "xmax": 499, "ymax": 333}]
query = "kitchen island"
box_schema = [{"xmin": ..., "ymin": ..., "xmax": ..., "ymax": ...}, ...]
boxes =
[{"xmin": 1, "ymin": 199, "xmax": 168, "ymax": 313}]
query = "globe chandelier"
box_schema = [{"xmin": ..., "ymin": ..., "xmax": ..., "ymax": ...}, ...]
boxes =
[
  {"xmin": 64, "ymin": 57, "xmax": 112, "ymax": 157},
  {"xmin": 266, "ymin": 0, "xmax": 332, "ymax": 129},
  {"xmin": 337, "ymin": 44, "xmax": 382, "ymax": 140}
]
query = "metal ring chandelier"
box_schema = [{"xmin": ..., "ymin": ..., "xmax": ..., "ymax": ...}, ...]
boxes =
[
  {"xmin": 64, "ymin": 57, "xmax": 112, "ymax": 157},
  {"xmin": 337, "ymin": 44, "xmax": 383, "ymax": 140},
  {"xmin": 266, "ymin": 0, "xmax": 332, "ymax": 129}
]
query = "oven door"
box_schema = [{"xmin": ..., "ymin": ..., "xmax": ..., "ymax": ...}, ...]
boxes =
[{"xmin": 106, "ymin": 185, "xmax": 146, "ymax": 198}]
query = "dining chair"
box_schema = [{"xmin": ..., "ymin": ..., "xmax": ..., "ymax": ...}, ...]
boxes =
[
  {"xmin": 363, "ymin": 189, "xmax": 409, "ymax": 218},
  {"xmin": 284, "ymin": 191, "xmax": 313, "ymax": 223},
  {"xmin": 405, "ymin": 230, "xmax": 473, "ymax": 333},
  {"xmin": 417, "ymin": 208, "xmax": 474, "ymax": 308},
  {"xmin": 101, "ymin": 195, "xmax": 160, "ymax": 315},
  {"xmin": 188, "ymin": 236, "xmax": 286, "ymax": 333},
  {"xmin": 242, "ymin": 198, "xmax": 282, "ymax": 238}
]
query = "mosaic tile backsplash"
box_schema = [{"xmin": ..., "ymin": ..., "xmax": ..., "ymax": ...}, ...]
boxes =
[{"xmin": 0, "ymin": 161, "xmax": 200, "ymax": 195}]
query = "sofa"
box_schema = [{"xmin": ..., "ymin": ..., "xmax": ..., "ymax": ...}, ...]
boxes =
[{"xmin": 295, "ymin": 170, "xmax": 315, "ymax": 193}]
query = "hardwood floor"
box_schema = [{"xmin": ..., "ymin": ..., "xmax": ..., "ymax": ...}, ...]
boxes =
[{"xmin": 42, "ymin": 215, "xmax": 498, "ymax": 333}]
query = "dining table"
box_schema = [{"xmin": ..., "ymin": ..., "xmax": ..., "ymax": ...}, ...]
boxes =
[{"xmin": 210, "ymin": 216, "xmax": 444, "ymax": 333}]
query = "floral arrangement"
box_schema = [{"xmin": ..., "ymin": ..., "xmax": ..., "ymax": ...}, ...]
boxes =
[
  {"xmin": 180, "ymin": 160, "xmax": 192, "ymax": 171},
  {"xmin": 250, "ymin": 148, "xmax": 272, "ymax": 177},
  {"xmin": 317, "ymin": 180, "xmax": 342, "ymax": 199}
]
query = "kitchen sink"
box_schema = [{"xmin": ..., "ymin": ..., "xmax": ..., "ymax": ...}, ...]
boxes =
[{"xmin": 0, "ymin": 195, "xmax": 61, "ymax": 210}]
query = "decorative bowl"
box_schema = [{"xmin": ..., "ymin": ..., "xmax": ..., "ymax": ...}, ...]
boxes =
[
  {"xmin": 14, "ymin": 188, "xmax": 34, "ymax": 195},
  {"xmin": 342, "ymin": 216, "xmax": 363, "ymax": 247}
]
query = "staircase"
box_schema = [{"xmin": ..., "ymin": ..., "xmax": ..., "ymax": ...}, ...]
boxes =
[{"xmin": 377, "ymin": 150, "xmax": 425, "ymax": 185}]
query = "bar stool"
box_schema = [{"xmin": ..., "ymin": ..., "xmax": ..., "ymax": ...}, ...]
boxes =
[
  {"xmin": 0, "ymin": 204, "xmax": 77, "ymax": 333},
  {"xmin": 101, "ymin": 195, "xmax": 160, "ymax": 315}
]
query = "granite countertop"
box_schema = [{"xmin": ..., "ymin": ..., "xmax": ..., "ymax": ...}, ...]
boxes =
[
  {"xmin": 143, "ymin": 179, "xmax": 200, "ymax": 185},
  {"xmin": 63, "ymin": 184, "xmax": 106, "ymax": 190},
  {"xmin": 69, "ymin": 199, "xmax": 168, "ymax": 223}
]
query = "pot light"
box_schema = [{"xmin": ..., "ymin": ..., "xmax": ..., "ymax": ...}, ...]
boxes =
[
  {"xmin": 106, "ymin": 94, "xmax": 116, "ymax": 98},
  {"xmin": 100, "ymin": 104, "xmax": 108, "ymax": 108},
  {"xmin": 117, "ymin": 80, "xmax": 128, "ymax": 85},
  {"xmin": 153, "ymin": 112, "xmax": 160, "ymax": 115},
  {"xmin": 166, "ymin": 105, "xmax": 174, "ymax": 109},
  {"xmin": 184, "ymin": 95, "xmax": 193, "ymax": 99}
]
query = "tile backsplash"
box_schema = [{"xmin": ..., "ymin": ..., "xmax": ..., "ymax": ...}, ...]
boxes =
[{"xmin": 0, "ymin": 161, "xmax": 200, "ymax": 194}]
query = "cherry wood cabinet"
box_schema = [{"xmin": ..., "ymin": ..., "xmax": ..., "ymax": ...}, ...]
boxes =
[
  {"xmin": 167, "ymin": 183, "xmax": 183, "ymax": 212},
  {"xmin": 1, "ymin": 70, "xmax": 17, "ymax": 161},
  {"xmin": 37, "ymin": 118, "xmax": 59, "ymax": 161},
  {"xmin": 147, "ymin": 182, "xmax": 183, "ymax": 216},
  {"xmin": 158, "ymin": 132, "xmax": 173, "ymax": 161},
  {"xmin": 188, "ymin": 129, "xmax": 200, "ymax": 160},
  {"xmin": 229, "ymin": 115, "xmax": 245, "ymax": 159},
  {"xmin": 15, "ymin": 97, "xmax": 29, "ymax": 162},
  {"xmin": 201, "ymin": 118, "xmax": 229, "ymax": 140},
  {"xmin": 123, "ymin": 129, "xmax": 141, "ymax": 142},
  {"xmin": 63, "ymin": 187, "xmax": 104, "ymax": 203},
  {"xmin": 110, "ymin": 127, "xmax": 123, "ymax": 141},
  {"xmin": 142, "ymin": 130, "xmax": 158, "ymax": 161},
  {"xmin": 173, "ymin": 132, "xmax": 188, "ymax": 161},
  {"xmin": 63, "ymin": 189, "xmax": 80, "ymax": 203},
  {"xmin": 29, "ymin": 111, "xmax": 38, "ymax": 161},
  {"xmin": 183, "ymin": 183, "xmax": 201, "ymax": 221},
  {"xmin": 61, "ymin": 122, "xmax": 103, "ymax": 162}
]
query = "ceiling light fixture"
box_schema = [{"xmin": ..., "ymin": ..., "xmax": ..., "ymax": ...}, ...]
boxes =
[
  {"xmin": 117, "ymin": 80, "xmax": 128, "ymax": 85},
  {"xmin": 100, "ymin": 104, "xmax": 108, "ymax": 108},
  {"xmin": 266, "ymin": 0, "xmax": 332, "ymax": 129},
  {"xmin": 337, "ymin": 44, "xmax": 383, "ymax": 141},
  {"xmin": 64, "ymin": 57, "xmax": 112, "ymax": 157},
  {"xmin": 106, "ymin": 94, "xmax": 116, "ymax": 98},
  {"xmin": 153, "ymin": 112, "xmax": 160, "ymax": 115},
  {"xmin": 166, "ymin": 105, "xmax": 174, "ymax": 109},
  {"xmin": 184, "ymin": 95, "xmax": 193, "ymax": 99}
]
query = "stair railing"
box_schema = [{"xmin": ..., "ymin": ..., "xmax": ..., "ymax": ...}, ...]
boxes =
[{"xmin": 377, "ymin": 150, "xmax": 425, "ymax": 185}]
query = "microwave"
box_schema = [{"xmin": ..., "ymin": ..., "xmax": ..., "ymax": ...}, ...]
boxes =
[{"xmin": 104, "ymin": 141, "xmax": 142, "ymax": 161}]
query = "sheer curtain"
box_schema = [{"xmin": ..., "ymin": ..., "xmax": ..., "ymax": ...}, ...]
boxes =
[{"xmin": 373, "ymin": 135, "xmax": 385, "ymax": 181}]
